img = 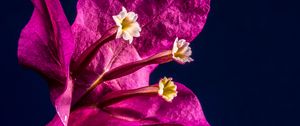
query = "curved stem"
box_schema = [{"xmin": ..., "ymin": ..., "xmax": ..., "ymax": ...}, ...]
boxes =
[
  {"xmin": 98, "ymin": 86, "xmax": 158, "ymax": 108},
  {"xmin": 71, "ymin": 27, "xmax": 117, "ymax": 76},
  {"xmin": 71, "ymin": 50, "xmax": 173, "ymax": 111},
  {"xmin": 101, "ymin": 50, "xmax": 172, "ymax": 81}
]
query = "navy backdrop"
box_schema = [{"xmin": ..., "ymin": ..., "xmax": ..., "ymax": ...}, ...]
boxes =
[{"xmin": 1, "ymin": 0, "xmax": 299, "ymax": 126}]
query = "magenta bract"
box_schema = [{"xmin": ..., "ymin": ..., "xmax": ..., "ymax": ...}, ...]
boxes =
[
  {"xmin": 48, "ymin": 84, "xmax": 209, "ymax": 126},
  {"xmin": 18, "ymin": 0, "xmax": 74, "ymax": 124},
  {"xmin": 73, "ymin": 0, "xmax": 210, "ymax": 58},
  {"xmin": 18, "ymin": 0, "xmax": 211, "ymax": 125}
]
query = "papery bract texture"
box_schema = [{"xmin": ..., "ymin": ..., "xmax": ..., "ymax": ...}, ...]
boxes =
[
  {"xmin": 19, "ymin": 0, "xmax": 211, "ymax": 125},
  {"xmin": 71, "ymin": 0, "xmax": 210, "ymax": 105},
  {"xmin": 73, "ymin": 0, "xmax": 210, "ymax": 57},
  {"xmin": 17, "ymin": 0, "xmax": 74, "ymax": 125},
  {"xmin": 48, "ymin": 83, "xmax": 210, "ymax": 126}
]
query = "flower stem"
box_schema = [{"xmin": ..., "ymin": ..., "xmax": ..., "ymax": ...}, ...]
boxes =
[
  {"xmin": 98, "ymin": 86, "xmax": 159, "ymax": 108},
  {"xmin": 71, "ymin": 50, "xmax": 172, "ymax": 111},
  {"xmin": 101, "ymin": 50, "xmax": 173, "ymax": 81},
  {"xmin": 71, "ymin": 27, "xmax": 117, "ymax": 77}
]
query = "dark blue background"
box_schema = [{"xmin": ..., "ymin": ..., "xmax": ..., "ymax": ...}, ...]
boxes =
[{"xmin": 1, "ymin": 0, "xmax": 299, "ymax": 126}]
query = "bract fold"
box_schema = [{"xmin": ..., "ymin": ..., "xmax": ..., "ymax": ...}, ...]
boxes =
[{"xmin": 18, "ymin": 0, "xmax": 74, "ymax": 125}]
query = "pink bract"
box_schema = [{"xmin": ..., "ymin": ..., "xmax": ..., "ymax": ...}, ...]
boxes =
[
  {"xmin": 18, "ymin": 0, "xmax": 210, "ymax": 125},
  {"xmin": 48, "ymin": 84, "xmax": 210, "ymax": 126}
]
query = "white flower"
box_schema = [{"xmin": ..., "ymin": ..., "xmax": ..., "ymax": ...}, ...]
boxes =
[
  {"xmin": 158, "ymin": 77, "xmax": 177, "ymax": 102},
  {"xmin": 112, "ymin": 7, "xmax": 141, "ymax": 44},
  {"xmin": 172, "ymin": 37, "xmax": 194, "ymax": 64}
]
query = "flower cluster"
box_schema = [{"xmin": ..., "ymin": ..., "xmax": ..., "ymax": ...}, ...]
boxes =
[
  {"xmin": 18, "ymin": 0, "xmax": 210, "ymax": 126},
  {"xmin": 71, "ymin": 6, "xmax": 194, "ymax": 112}
]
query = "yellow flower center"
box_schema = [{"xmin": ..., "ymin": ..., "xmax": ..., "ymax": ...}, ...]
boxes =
[
  {"xmin": 112, "ymin": 7, "xmax": 141, "ymax": 44},
  {"xmin": 174, "ymin": 49, "xmax": 187, "ymax": 59},
  {"xmin": 121, "ymin": 17, "xmax": 133, "ymax": 30},
  {"xmin": 158, "ymin": 77, "xmax": 178, "ymax": 102}
]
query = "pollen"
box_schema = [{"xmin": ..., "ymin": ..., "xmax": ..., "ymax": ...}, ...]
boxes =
[
  {"xmin": 172, "ymin": 37, "xmax": 194, "ymax": 64},
  {"xmin": 112, "ymin": 7, "xmax": 141, "ymax": 44},
  {"xmin": 158, "ymin": 77, "xmax": 178, "ymax": 102}
]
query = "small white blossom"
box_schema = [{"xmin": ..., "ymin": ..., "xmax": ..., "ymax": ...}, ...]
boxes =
[
  {"xmin": 172, "ymin": 38, "xmax": 194, "ymax": 64},
  {"xmin": 112, "ymin": 7, "xmax": 141, "ymax": 44},
  {"xmin": 158, "ymin": 77, "xmax": 177, "ymax": 102}
]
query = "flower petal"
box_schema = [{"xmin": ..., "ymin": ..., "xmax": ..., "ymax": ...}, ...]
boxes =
[
  {"xmin": 18, "ymin": 0, "xmax": 74, "ymax": 125},
  {"xmin": 70, "ymin": 0, "xmax": 210, "ymax": 99},
  {"xmin": 73, "ymin": 0, "xmax": 210, "ymax": 57},
  {"xmin": 18, "ymin": 0, "xmax": 74, "ymax": 82},
  {"xmin": 66, "ymin": 1, "xmax": 210, "ymax": 123},
  {"xmin": 71, "ymin": 1, "xmax": 152, "ymax": 96},
  {"xmin": 48, "ymin": 83, "xmax": 209, "ymax": 126}
]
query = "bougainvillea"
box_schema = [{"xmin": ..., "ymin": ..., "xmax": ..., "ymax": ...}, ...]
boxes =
[{"xmin": 18, "ymin": 0, "xmax": 210, "ymax": 125}]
